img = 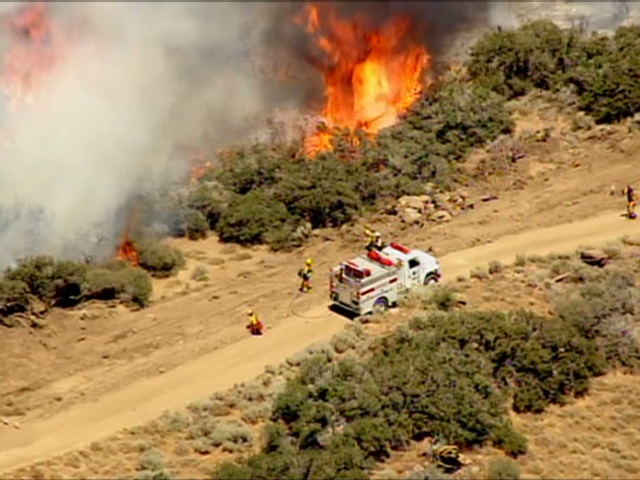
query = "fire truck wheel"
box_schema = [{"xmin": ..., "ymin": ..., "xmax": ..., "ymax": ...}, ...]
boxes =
[
  {"xmin": 424, "ymin": 273, "xmax": 439, "ymax": 286},
  {"xmin": 372, "ymin": 297, "xmax": 389, "ymax": 314}
]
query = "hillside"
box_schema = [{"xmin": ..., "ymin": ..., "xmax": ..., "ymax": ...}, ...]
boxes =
[
  {"xmin": 5, "ymin": 238, "xmax": 640, "ymax": 480},
  {"xmin": 3, "ymin": 17, "xmax": 640, "ymax": 480}
]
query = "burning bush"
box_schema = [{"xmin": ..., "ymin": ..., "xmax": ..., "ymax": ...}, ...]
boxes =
[{"xmin": 137, "ymin": 242, "xmax": 186, "ymax": 279}]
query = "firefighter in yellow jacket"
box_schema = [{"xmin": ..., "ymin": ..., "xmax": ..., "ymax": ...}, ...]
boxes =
[
  {"xmin": 626, "ymin": 184, "xmax": 638, "ymax": 219},
  {"xmin": 365, "ymin": 227, "xmax": 384, "ymax": 252},
  {"xmin": 246, "ymin": 309, "xmax": 263, "ymax": 335},
  {"xmin": 298, "ymin": 258, "xmax": 313, "ymax": 293}
]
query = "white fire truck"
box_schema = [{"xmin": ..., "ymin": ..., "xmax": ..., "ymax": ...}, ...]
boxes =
[{"xmin": 329, "ymin": 242, "xmax": 441, "ymax": 316}]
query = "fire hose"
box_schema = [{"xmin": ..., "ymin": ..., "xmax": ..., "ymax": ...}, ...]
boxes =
[{"xmin": 288, "ymin": 290, "xmax": 334, "ymax": 319}]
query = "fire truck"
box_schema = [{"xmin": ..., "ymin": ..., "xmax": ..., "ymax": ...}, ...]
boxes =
[{"xmin": 329, "ymin": 242, "xmax": 441, "ymax": 316}]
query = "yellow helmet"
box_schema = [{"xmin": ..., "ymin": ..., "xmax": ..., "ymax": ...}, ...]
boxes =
[
  {"xmin": 374, "ymin": 231, "xmax": 381, "ymax": 238},
  {"xmin": 247, "ymin": 309, "xmax": 254, "ymax": 316},
  {"xmin": 305, "ymin": 258, "xmax": 313, "ymax": 266}
]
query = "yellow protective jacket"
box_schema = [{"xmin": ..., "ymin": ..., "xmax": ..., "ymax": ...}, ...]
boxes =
[{"xmin": 248, "ymin": 313, "xmax": 259, "ymax": 326}]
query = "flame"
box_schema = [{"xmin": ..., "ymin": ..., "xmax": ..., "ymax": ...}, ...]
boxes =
[
  {"xmin": 116, "ymin": 207, "xmax": 139, "ymax": 267},
  {"xmin": 116, "ymin": 237, "xmax": 139, "ymax": 266},
  {"xmin": 294, "ymin": 3, "xmax": 430, "ymax": 156},
  {"xmin": 189, "ymin": 150, "xmax": 212, "ymax": 184},
  {"xmin": 1, "ymin": 2, "xmax": 66, "ymax": 112}
]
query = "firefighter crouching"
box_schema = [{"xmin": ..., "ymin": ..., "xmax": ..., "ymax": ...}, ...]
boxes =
[
  {"xmin": 365, "ymin": 227, "xmax": 384, "ymax": 252},
  {"xmin": 246, "ymin": 309, "xmax": 263, "ymax": 335},
  {"xmin": 626, "ymin": 184, "xmax": 638, "ymax": 219},
  {"xmin": 298, "ymin": 258, "xmax": 313, "ymax": 293}
]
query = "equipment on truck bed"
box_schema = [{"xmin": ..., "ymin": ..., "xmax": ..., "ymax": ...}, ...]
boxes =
[
  {"xmin": 329, "ymin": 242, "xmax": 441, "ymax": 316},
  {"xmin": 430, "ymin": 443, "xmax": 469, "ymax": 472}
]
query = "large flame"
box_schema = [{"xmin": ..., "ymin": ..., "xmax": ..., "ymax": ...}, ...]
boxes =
[
  {"xmin": 116, "ymin": 237, "xmax": 139, "ymax": 266},
  {"xmin": 295, "ymin": 3, "xmax": 430, "ymax": 156},
  {"xmin": 116, "ymin": 210, "xmax": 139, "ymax": 267},
  {"xmin": 1, "ymin": 2, "xmax": 66, "ymax": 112}
]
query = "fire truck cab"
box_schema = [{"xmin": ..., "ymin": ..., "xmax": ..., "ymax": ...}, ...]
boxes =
[{"xmin": 329, "ymin": 242, "xmax": 441, "ymax": 316}]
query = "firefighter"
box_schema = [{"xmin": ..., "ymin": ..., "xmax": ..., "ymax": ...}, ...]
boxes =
[
  {"xmin": 246, "ymin": 309, "xmax": 263, "ymax": 335},
  {"xmin": 626, "ymin": 185, "xmax": 638, "ymax": 219},
  {"xmin": 365, "ymin": 228, "xmax": 384, "ymax": 252},
  {"xmin": 298, "ymin": 258, "xmax": 313, "ymax": 293}
]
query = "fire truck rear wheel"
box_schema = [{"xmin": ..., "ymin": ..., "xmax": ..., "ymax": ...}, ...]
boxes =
[
  {"xmin": 424, "ymin": 273, "xmax": 439, "ymax": 286},
  {"xmin": 372, "ymin": 297, "xmax": 389, "ymax": 314}
]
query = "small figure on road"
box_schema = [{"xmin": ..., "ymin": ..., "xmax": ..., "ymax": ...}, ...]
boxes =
[
  {"xmin": 626, "ymin": 184, "xmax": 638, "ymax": 219},
  {"xmin": 298, "ymin": 258, "xmax": 313, "ymax": 293},
  {"xmin": 246, "ymin": 309, "xmax": 263, "ymax": 335}
]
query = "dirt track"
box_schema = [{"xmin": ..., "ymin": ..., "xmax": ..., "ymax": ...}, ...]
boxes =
[{"xmin": 0, "ymin": 209, "xmax": 639, "ymax": 474}]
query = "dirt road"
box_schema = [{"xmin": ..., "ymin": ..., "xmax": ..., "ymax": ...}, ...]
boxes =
[{"xmin": 0, "ymin": 209, "xmax": 638, "ymax": 474}]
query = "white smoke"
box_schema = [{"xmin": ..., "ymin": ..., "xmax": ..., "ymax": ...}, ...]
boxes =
[
  {"xmin": 488, "ymin": 1, "xmax": 640, "ymax": 32},
  {"xmin": 0, "ymin": 2, "xmax": 281, "ymax": 268}
]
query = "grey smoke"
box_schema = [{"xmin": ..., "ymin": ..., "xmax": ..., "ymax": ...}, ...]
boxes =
[
  {"xmin": 0, "ymin": 2, "xmax": 284, "ymax": 269},
  {"xmin": 0, "ymin": 1, "xmax": 633, "ymax": 269}
]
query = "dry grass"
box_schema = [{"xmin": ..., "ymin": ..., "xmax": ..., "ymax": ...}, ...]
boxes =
[
  {"xmin": 510, "ymin": 373, "xmax": 640, "ymax": 479},
  {"xmin": 6, "ymin": 246, "xmax": 640, "ymax": 480}
]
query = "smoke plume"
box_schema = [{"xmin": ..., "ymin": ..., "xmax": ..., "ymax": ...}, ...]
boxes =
[
  {"xmin": 0, "ymin": 2, "xmax": 288, "ymax": 268},
  {"xmin": 0, "ymin": 2, "xmax": 508, "ymax": 269}
]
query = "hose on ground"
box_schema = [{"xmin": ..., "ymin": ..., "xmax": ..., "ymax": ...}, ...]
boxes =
[{"xmin": 288, "ymin": 290, "xmax": 334, "ymax": 319}]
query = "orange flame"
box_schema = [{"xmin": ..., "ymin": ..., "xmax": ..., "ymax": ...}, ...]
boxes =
[
  {"xmin": 116, "ymin": 237, "xmax": 139, "ymax": 266},
  {"xmin": 189, "ymin": 150, "xmax": 212, "ymax": 184},
  {"xmin": 116, "ymin": 208, "xmax": 139, "ymax": 267},
  {"xmin": 294, "ymin": 3, "xmax": 430, "ymax": 156},
  {"xmin": 1, "ymin": 2, "xmax": 66, "ymax": 111}
]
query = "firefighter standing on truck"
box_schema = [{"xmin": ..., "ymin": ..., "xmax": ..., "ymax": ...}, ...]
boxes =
[
  {"xmin": 298, "ymin": 258, "xmax": 313, "ymax": 293},
  {"xmin": 365, "ymin": 227, "xmax": 384, "ymax": 252},
  {"xmin": 626, "ymin": 184, "xmax": 638, "ymax": 219},
  {"xmin": 246, "ymin": 309, "xmax": 263, "ymax": 335}
]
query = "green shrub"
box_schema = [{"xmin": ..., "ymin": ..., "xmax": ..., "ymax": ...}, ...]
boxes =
[
  {"xmin": 50, "ymin": 260, "xmax": 90, "ymax": 307},
  {"xmin": 404, "ymin": 465, "xmax": 451, "ymax": 480},
  {"xmin": 0, "ymin": 279, "xmax": 30, "ymax": 317},
  {"xmin": 137, "ymin": 242, "xmax": 185, "ymax": 278},
  {"xmin": 488, "ymin": 260, "xmax": 504, "ymax": 275},
  {"xmin": 217, "ymin": 191, "xmax": 291, "ymax": 245},
  {"xmin": 185, "ymin": 183, "xmax": 227, "ymax": 229},
  {"xmin": 425, "ymin": 285, "xmax": 460, "ymax": 311},
  {"xmin": 138, "ymin": 449, "xmax": 165, "ymax": 471},
  {"xmin": 569, "ymin": 26, "xmax": 640, "ymax": 123},
  {"xmin": 468, "ymin": 21, "xmax": 640, "ymax": 124},
  {"xmin": 467, "ymin": 20, "xmax": 579, "ymax": 98},
  {"xmin": 490, "ymin": 421, "xmax": 528, "ymax": 457},
  {"xmin": 85, "ymin": 267, "xmax": 152, "ymax": 308},
  {"xmin": 486, "ymin": 458, "xmax": 521, "ymax": 480},
  {"xmin": 261, "ymin": 221, "xmax": 306, "ymax": 252},
  {"xmin": 554, "ymin": 270, "xmax": 640, "ymax": 369},
  {"xmin": 4, "ymin": 255, "xmax": 56, "ymax": 301},
  {"xmin": 4, "ymin": 256, "xmax": 89, "ymax": 307},
  {"xmin": 378, "ymin": 77, "xmax": 512, "ymax": 184},
  {"xmin": 183, "ymin": 209, "xmax": 209, "ymax": 240}
]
